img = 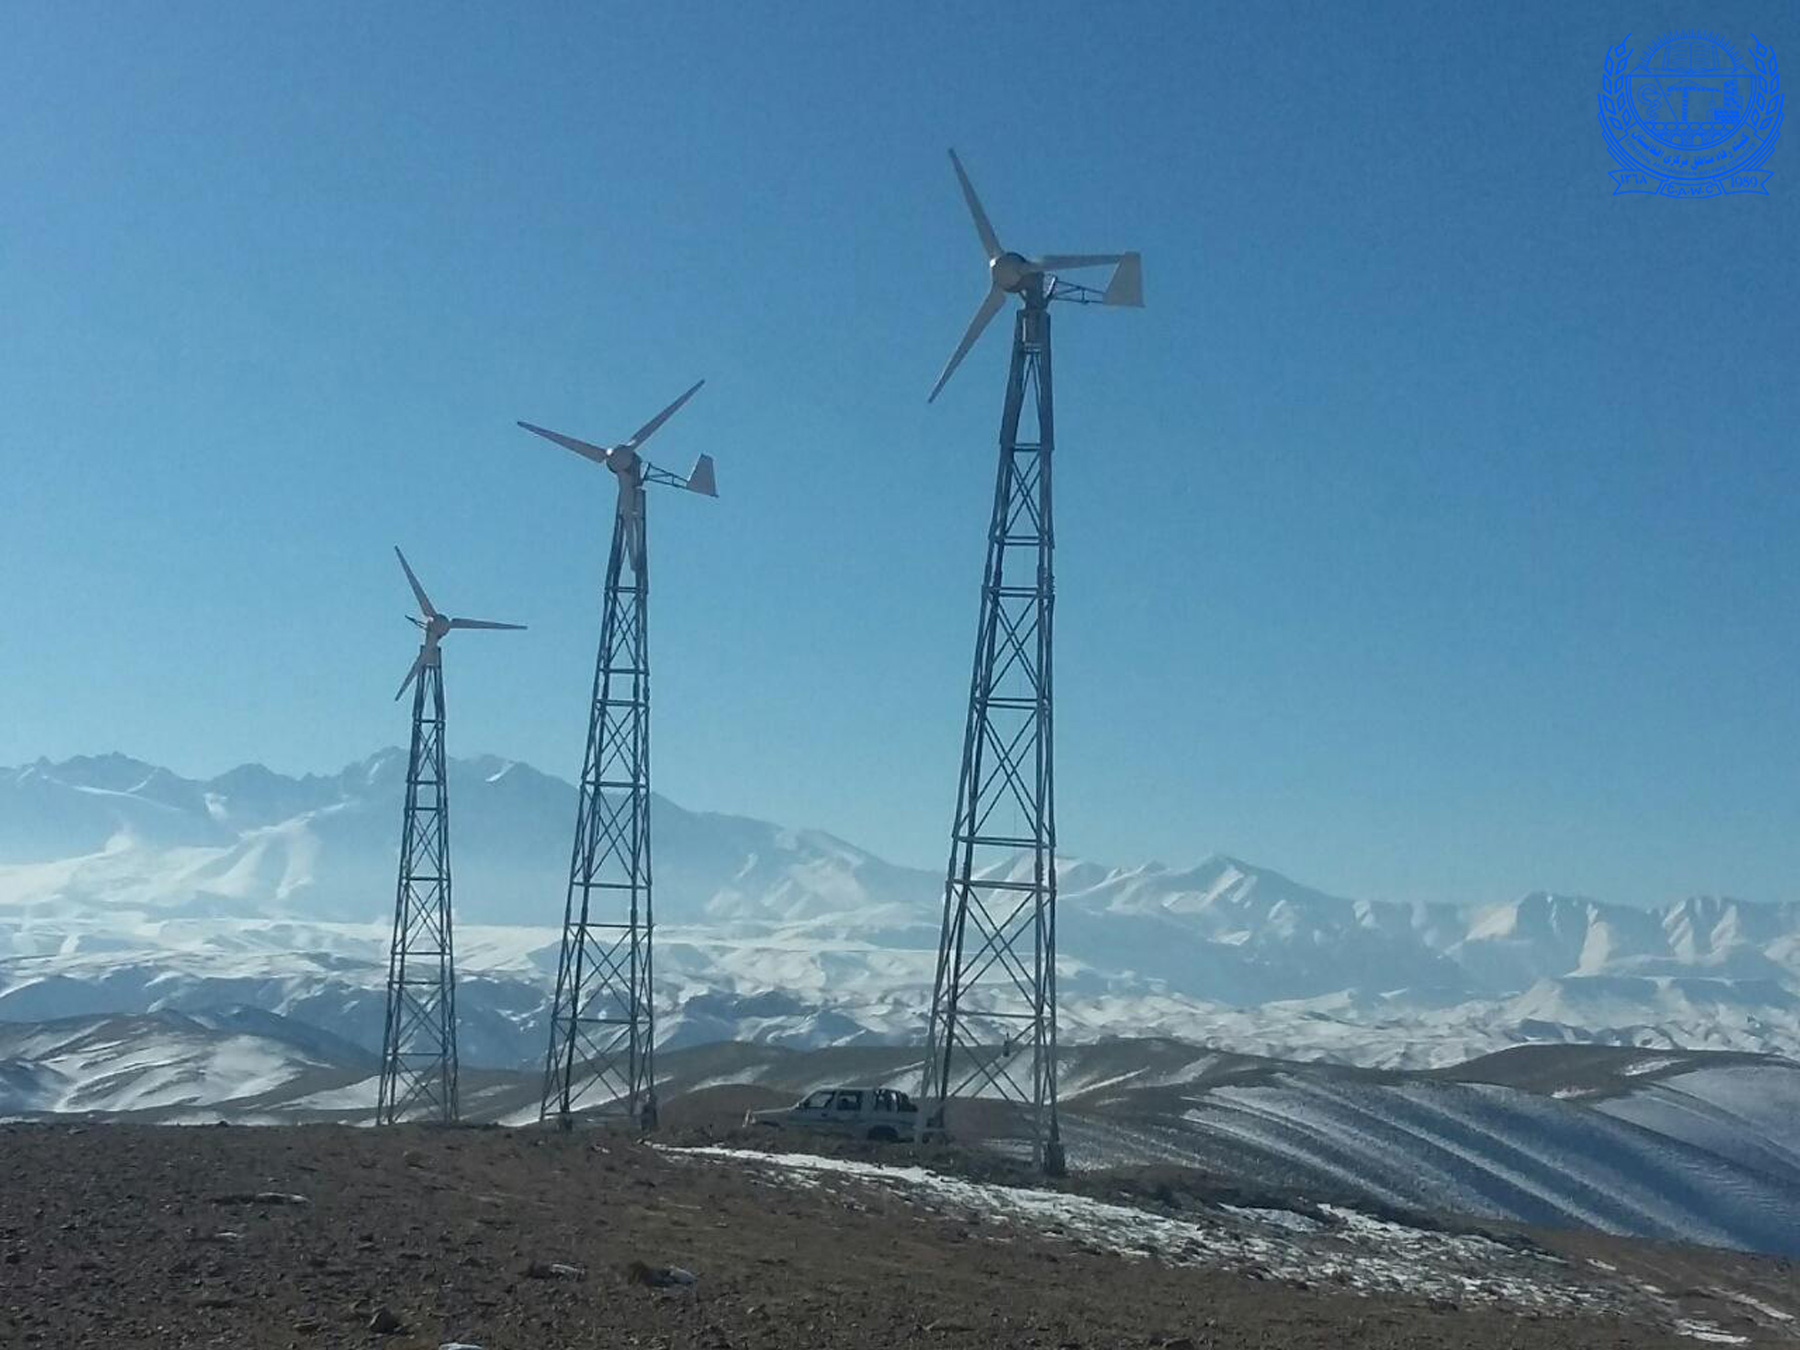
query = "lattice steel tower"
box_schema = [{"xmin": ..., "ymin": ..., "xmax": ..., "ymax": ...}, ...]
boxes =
[
  {"xmin": 378, "ymin": 548, "xmax": 523, "ymax": 1125},
  {"xmin": 518, "ymin": 383, "xmax": 716, "ymax": 1129},
  {"xmin": 919, "ymin": 150, "xmax": 1143, "ymax": 1175}
]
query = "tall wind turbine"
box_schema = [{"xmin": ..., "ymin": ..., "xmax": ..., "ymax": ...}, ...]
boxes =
[
  {"xmin": 520, "ymin": 380, "xmax": 716, "ymax": 1130},
  {"xmin": 918, "ymin": 150, "xmax": 1143, "ymax": 1176},
  {"xmin": 378, "ymin": 547, "xmax": 523, "ymax": 1126}
]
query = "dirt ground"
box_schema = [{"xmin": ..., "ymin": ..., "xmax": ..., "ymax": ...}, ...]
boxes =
[{"xmin": 0, "ymin": 1121, "xmax": 1786, "ymax": 1349}]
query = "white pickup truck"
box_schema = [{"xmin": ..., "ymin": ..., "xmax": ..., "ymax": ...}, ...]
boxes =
[{"xmin": 744, "ymin": 1085, "xmax": 920, "ymax": 1142}]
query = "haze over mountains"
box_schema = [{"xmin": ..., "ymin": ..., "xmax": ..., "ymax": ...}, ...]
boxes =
[{"xmin": 2, "ymin": 750, "xmax": 1798, "ymax": 1071}]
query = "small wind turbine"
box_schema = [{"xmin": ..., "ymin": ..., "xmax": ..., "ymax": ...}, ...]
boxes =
[
  {"xmin": 918, "ymin": 149, "xmax": 1143, "ymax": 1177},
  {"xmin": 519, "ymin": 380, "xmax": 715, "ymax": 1131},
  {"xmin": 377, "ymin": 547, "xmax": 523, "ymax": 1127},
  {"xmin": 393, "ymin": 547, "xmax": 526, "ymax": 700},
  {"xmin": 928, "ymin": 148, "xmax": 1142, "ymax": 402},
  {"xmin": 518, "ymin": 379, "xmax": 715, "ymax": 534}
]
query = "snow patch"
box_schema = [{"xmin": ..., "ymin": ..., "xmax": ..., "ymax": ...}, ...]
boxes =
[
  {"xmin": 1674, "ymin": 1321, "xmax": 1749, "ymax": 1344},
  {"xmin": 669, "ymin": 1146, "xmax": 1613, "ymax": 1315}
]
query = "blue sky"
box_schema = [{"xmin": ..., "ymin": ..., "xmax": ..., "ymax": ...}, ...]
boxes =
[{"xmin": 2, "ymin": 2, "xmax": 1797, "ymax": 908}]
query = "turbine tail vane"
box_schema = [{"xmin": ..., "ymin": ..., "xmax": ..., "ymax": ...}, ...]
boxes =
[
  {"xmin": 685, "ymin": 453, "xmax": 718, "ymax": 497},
  {"xmin": 1101, "ymin": 252, "xmax": 1144, "ymax": 307}
]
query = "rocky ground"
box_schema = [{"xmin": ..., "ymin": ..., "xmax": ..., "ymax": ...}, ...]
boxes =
[{"xmin": 1, "ymin": 1120, "xmax": 1794, "ymax": 1349}]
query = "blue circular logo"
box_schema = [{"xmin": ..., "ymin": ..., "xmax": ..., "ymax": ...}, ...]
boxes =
[{"xmin": 1599, "ymin": 32, "xmax": 1784, "ymax": 197}]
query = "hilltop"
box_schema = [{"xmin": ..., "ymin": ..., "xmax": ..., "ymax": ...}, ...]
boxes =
[{"xmin": 6, "ymin": 1120, "xmax": 1795, "ymax": 1348}]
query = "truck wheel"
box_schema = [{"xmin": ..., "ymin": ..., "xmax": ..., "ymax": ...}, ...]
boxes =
[{"xmin": 867, "ymin": 1126, "xmax": 898, "ymax": 1143}]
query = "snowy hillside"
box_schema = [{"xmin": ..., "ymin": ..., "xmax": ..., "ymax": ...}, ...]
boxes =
[
  {"xmin": 3, "ymin": 1012, "xmax": 1796, "ymax": 1260},
  {"xmin": 0, "ymin": 1008, "xmax": 370, "ymax": 1116},
  {"xmin": 3, "ymin": 752, "xmax": 1800, "ymax": 1073}
]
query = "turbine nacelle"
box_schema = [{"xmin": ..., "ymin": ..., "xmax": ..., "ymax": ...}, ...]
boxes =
[
  {"xmin": 410, "ymin": 612, "xmax": 453, "ymax": 645},
  {"xmin": 991, "ymin": 251, "xmax": 1035, "ymax": 293},
  {"xmin": 929, "ymin": 149, "xmax": 1144, "ymax": 403}
]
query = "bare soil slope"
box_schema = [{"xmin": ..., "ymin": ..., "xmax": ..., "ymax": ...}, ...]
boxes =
[{"xmin": 3, "ymin": 1123, "xmax": 1791, "ymax": 1348}]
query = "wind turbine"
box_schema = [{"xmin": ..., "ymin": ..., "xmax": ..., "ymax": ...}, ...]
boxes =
[
  {"xmin": 520, "ymin": 380, "xmax": 716, "ymax": 1130},
  {"xmin": 378, "ymin": 547, "xmax": 523, "ymax": 1126},
  {"xmin": 928, "ymin": 149, "xmax": 1142, "ymax": 402},
  {"xmin": 918, "ymin": 149, "xmax": 1143, "ymax": 1176}
]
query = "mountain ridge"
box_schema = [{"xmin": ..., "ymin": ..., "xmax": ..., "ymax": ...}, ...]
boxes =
[{"xmin": 3, "ymin": 749, "xmax": 1799, "ymax": 1073}]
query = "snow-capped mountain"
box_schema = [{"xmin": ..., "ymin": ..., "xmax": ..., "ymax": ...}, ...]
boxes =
[
  {"xmin": 2, "ymin": 751, "xmax": 1799, "ymax": 1072},
  {"xmin": 0, "ymin": 750, "xmax": 924, "ymax": 927}
]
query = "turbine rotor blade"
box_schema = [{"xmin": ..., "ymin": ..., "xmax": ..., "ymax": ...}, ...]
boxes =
[
  {"xmin": 624, "ymin": 379, "xmax": 705, "ymax": 450},
  {"xmin": 394, "ymin": 547, "xmax": 438, "ymax": 619},
  {"xmin": 394, "ymin": 649, "xmax": 426, "ymax": 701},
  {"xmin": 517, "ymin": 421, "xmax": 615, "ymax": 466},
  {"xmin": 948, "ymin": 149, "xmax": 1001, "ymax": 262},
  {"xmin": 447, "ymin": 617, "xmax": 526, "ymax": 631},
  {"xmin": 929, "ymin": 284, "xmax": 1007, "ymax": 403},
  {"xmin": 1035, "ymin": 253, "xmax": 1123, "ymax": 271}
]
